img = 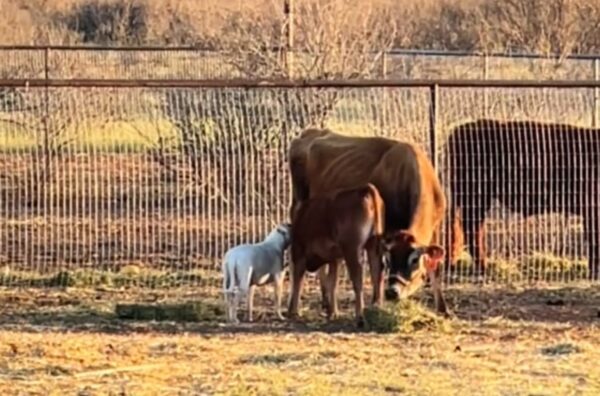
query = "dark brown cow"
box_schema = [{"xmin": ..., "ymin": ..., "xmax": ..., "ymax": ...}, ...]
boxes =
[
  {"xmin": 445, "ymin": 119, "xmax": 600, "ymax": 279},
  {"xmin": 288, "ymin": 183, "xmax": 386, "ymax": 326},
  {"xmin": 288, "ymin": 128, "xmax": 449, "ymax": 315}
]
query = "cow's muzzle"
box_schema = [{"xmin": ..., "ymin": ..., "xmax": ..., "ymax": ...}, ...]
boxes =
[{"xmin": 384, "ymin": 274, "xmax": 408, "ymax": 301}]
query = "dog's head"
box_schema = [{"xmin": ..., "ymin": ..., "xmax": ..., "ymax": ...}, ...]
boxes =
[
  {"xmin": 265, "ymin": 222, "xmax": 292, "ymax": 249},
  {"xmin": 275, "ymin": 223, "xmax": 292, "ymax": 246}
]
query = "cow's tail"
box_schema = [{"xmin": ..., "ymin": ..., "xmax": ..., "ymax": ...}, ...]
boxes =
[{"xmin": 365, "ymin": 183, "xmax": 385, "ymax": 237}]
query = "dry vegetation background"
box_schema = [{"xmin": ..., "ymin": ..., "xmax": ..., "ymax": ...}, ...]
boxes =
[
  {"xmin": 4, "ymin": 0, "xmax": 600, "ymax": 79},
  {"xmin": 4, "ymin": 0, "xmax": 600, "ymax": 54}
]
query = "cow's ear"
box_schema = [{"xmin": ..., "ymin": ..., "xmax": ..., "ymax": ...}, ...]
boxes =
[
  {"xmin": 382, "ymin": 235, "xmax": 396, "ymax": 250},
  {"xmin": 424, "ymin": 245, "xmax": 445, "ymax": 271},
  {"xmin": 396, "ymin": 230, "xmax": 416, "ymax": 246}
]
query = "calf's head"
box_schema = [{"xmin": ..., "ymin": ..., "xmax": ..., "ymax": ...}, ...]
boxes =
[{"xmin": 382, "ymin": 230, "xmax": 445, "ymax": 301}]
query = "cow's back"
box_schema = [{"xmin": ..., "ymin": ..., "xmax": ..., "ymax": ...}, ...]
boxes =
[
  {"xmin": 445, "ymin": 119, "xmax": 600, "ymax": 216},
  {"xmin": 289, "ymin": 129, "xmax": 445, "ymax": 244}
]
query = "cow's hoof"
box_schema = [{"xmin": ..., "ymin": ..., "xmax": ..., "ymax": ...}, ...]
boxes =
[
  {"xmin": 327, "ymin": 311, "xmax": 339, "ymax": 321},
  {"xmin": 441, "ymin": 309, "xmax": 455, "ymax": 319},
  {"xmin": 356, "ymin": 317, "xmax": 365, "ymax": 329},
  {"xmin": 287, "ymin": 312, "xmax": 301, "ymax": 321}
]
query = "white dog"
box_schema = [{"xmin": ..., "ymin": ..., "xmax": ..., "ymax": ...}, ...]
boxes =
[{"xmin": 222, "ymin": 223, "xmax": 292, "ymax": 323}]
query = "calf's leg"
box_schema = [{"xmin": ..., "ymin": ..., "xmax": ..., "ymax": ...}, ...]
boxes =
[
  {"xmin": 288, "ymin": 258, "xmax": 306, "ymax": 319},
  {"xmin": 344, "ymin": 249, "xmax": 365, "ymax": 328},
  {"xmin": 317, "ymin": 265, "xmax": 331, "ymax": 313},
  {"xmin": 366, "ymin": 238, "xmax": 384, "ymax": 306},
  {"xmin": 326, "ymin": 260, "xmax": 340, "ymax": 320}
]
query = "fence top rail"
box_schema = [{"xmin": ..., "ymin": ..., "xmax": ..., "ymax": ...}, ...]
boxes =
[
  {"xmin": 2, "ymin": 78, "xmax": 600, "ymax": 89},
  {"xmin": 3, "ymin": 44, "xmax": 600, "ymax": 61}
]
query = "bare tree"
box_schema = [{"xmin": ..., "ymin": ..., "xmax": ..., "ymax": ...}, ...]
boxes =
[{"xmin": 477, "ymin": 0, "xmax": 600, "ymax": 60}]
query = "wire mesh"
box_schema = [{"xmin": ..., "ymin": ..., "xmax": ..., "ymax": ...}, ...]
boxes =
[
  {"xmin": 0, "ymin": 84, "xmax": 599, "ymax": 298},
  {"xmin": 3, "ymin": 48, "xmax": 600, "ymax": 80}
]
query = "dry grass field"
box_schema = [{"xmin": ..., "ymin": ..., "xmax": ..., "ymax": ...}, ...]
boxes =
[{"xmin": 0, "ymin": 283, "xmax": 599, "ymax": 395}]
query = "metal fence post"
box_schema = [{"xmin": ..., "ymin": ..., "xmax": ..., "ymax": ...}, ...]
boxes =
[
  {"xmin": 594, "ymin": 58, "xmax": 599, "ymax": 127},
  {"xmin": 429, "ymin": 84, "xmax": 439, "ymax": 169},
  {"xmin": 284, "ymin": 0, "xmax": 294, "ymax": 79},
  {"xmin": 381, "ymin": 51, "xmax": 388, "ymax": 78},
  {"xmin": 43, "ymin": 46, "xmax": 50, "ymax": 180}
]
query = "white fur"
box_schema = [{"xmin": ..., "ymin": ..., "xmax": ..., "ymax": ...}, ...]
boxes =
[{"xmin": 222, "ymin": 224, "xmax": 292, "ymax": 323}]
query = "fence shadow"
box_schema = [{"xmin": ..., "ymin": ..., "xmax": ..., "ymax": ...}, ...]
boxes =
[
  {"xmin": 0, "ymin": 284, "xmax": 598, "ymax": 336},
  {"xmin": 437, "ymin": 284, "xmax": 600, "ymax": 325}
]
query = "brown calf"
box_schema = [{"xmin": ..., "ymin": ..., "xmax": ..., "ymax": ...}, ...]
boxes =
[{"xmin": 288, "ymin": 183, "xmax": 386, "ymax": 327}]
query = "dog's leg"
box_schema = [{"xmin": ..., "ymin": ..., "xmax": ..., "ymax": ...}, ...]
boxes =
[
  {"xmin": 246, "ymin": 285, "xmax": 255, "ymax": 322},
  {"xmin": 224, "ymin": 291, "xmax": 230, "ymax": 322},
  {"xmin": 274, "ymin": 272, "xmax": 285, "ymax": 320},
  {"xmin": 232, "ymin": 290, "xmax": 241, "ymax": 324}
]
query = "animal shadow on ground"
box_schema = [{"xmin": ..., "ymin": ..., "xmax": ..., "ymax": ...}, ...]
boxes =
[{"xmin": 0, "ymin": 284, "xmax": 599, "ymax": 336}]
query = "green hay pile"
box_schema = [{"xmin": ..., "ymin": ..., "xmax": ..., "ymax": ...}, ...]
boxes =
[
  {"xmin": 363, "ymin": 300, "xmax": 452, "ymax": 334},
  {"xmin": 115, "ymin": 301, "xmax": 225, "ymax": 322},
  {"xmin": 0, "ymin": 268, "xmax": 212, "ymax": 289}
]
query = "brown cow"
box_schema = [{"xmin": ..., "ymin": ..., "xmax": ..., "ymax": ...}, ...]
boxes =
[
  {"xmin": 288, "ymin": 183, "xmax": 386, "ymax": 327},
  {"xmin": 288, "ymin": 128, "xmax": 449, "ymax": 315},
  {"xmin": 445, "ymin": 119, "xmax": 600, "ymax": 279}
]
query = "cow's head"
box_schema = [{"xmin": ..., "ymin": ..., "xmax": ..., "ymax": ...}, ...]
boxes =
[{"xmin": 382, "ymin": 230, "xmax": 445, "ymax": 301}]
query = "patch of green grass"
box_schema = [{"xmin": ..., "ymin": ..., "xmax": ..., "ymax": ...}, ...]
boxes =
[
  {"xmin": 540, "ymin": 343, "xmax": 583, "ymax": 356},
  {"xmin": 0, "ymin": 118, "xmax": 178, "ymax": 153},
  {"xmin": 363, "ymin": 299, "xmax": 453, "ymax": 334},
  {"xmin": 0, "ymin": 268, "xmax": 216, "ymax": 289},
  {"xmin": 115, "ymin": 300, "xmax": 224, "ymax": 322},
  {"xmin": 452, "ymin": 251, "xmax": 588, "ymax": 282}
]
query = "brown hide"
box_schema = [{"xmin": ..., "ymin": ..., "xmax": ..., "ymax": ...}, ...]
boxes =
[
  {"xmin": 288, "ymin": 183, "xmax": 386, "ymax": 325},
  {"xmin": 445, "ymin": 119, "xmax": 600, "ymax": 280},
  {"xmin": 288, "ymin": 128, "xmax": 449, "ymax": 314}
]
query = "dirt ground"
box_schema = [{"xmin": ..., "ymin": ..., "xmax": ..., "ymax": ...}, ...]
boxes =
[{"xmin": 0, "ymin": 283, "xmax": 599, "ymax": 396}]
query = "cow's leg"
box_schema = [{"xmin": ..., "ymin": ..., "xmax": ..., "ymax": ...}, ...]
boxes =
[
  {"xmin": 461, "ymin": 206, "xmax": 488, "ymax": 281},
  {"xmin": 344, "ymin": 249, "xmax": 365, "ymax": 328},
  {"xmin": 246, "ymin": 284, "xmax": 255, "ymax": 322},
  {"xmin": 365, "ymin": 238, "xmax": 384, "ymax": 306},
  {"xmin": 273, "ymin": 272, "xmax": 285, "ymax": 320},
  {"xmin": 287, "ymin": 258, "xmax": 306, "ymax": 319},
  {"xmin": 428, "ymin": 264, "xmax": 451, "ymax": 317},
  {"xmin": 445, "ymin": 206, "xmax": 464, "ymax": 281},
  {"xmin": 326, "ymin": 260, "xmax": 340, "ymax": 320},
  {"xmin": 317, "ymin": 265, "xmax": 331, "ymax": 313},
  {"xmin": 585, "ymin": 205, "xmax": 600, "ymax": 280}
]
